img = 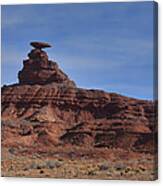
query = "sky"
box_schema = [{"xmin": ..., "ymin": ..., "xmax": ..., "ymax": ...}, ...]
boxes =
[{"xmin": 1, "ymin": 2, "xmax": 156, "ymax": 100}]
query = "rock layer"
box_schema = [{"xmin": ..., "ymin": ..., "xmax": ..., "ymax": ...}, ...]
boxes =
[{"xmin": 1, "ymin": 84, "xmax": 157, "ymax": 153}]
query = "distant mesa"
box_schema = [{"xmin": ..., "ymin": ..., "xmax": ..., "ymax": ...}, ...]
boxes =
[{"xmin": 30, "ymin": 41, "xmax": 52, "ymax": 49}]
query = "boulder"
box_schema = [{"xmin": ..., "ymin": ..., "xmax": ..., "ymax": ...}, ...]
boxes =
[{"xmin": 30, "ymin": 41, "xmax": 51, "ymax": 49}]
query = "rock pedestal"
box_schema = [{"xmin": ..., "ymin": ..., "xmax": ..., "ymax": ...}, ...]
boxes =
[{"xmin": 18, "ymin": 42, "xmax": 76, "ymax": 87}]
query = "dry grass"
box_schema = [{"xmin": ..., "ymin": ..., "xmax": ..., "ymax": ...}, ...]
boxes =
[{"xmin": 1, "ymin": 147, "xmax": 157, "ymax": 180}]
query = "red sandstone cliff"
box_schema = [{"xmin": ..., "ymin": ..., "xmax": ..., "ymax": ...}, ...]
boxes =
[{"xmin": 1, "ymin": 42, "xmax": 157, "ymax": 154}]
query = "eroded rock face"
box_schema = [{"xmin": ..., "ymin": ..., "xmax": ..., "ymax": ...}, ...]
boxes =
[
  {"xmin": 18, "ymin": 46, "xmax": 76, "ymax": 87},
  {"xmin": 1, "ymin": 42, "xmax": 157, "ymax": 155},
  {"xmin": 1, "ymin": 84, "xmax": 157, "ymax": 153}
]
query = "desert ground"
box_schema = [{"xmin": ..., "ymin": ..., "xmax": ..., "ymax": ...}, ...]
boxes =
[{"xmin": 1, "ymin": 145, "xmax": 157, "ymax": 180}]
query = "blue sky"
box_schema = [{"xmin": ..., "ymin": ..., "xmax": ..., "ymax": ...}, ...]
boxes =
[{"xmin": 1, "ymin": 2, "xmax": 156, "ymax": 100}]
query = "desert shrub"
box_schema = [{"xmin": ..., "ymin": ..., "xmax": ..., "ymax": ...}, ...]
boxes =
[
  {"xmin": 88, "ymin": 170, "xmax": 96, "ymax": 176},
  {"xmin": 46, "ymin": 160, "xmax": 61, "ymax": 169},
  {"xmin": 114, "ymin": 163, "xmax": 126, "ymax": 171},
  {"xmin": 8, "ymin": 147, "xmax": 15, "ymax": 154},
  {"xmin": 30, "ymin": 162, "xmax": 46, "ymax": 169},
  {"xmin": 99, "ymin": 164, "xmax": 109, "ymax": 171}
]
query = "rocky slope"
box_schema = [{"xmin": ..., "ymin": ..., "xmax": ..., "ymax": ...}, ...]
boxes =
[{"xmin": 1, "ymin": 42, "xmax": 157, "ymax": 154}]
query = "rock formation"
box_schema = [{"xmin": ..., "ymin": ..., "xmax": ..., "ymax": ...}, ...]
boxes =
[
  {"xmin": 30, "ymin": 41, "xmax": 51, "ymax": 49},
  {"xmin": 1, "ymin": 42, "xmax": 157, "ymax": 154},
  {"xmin": 18, "ymin": 42, "xmax": 76, "ymax": 86}
]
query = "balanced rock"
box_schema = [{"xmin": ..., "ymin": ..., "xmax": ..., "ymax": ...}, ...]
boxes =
[
  {"xmin": 30, "ymin": 41, "xmax": 51, "ymax": 49},
  {"xmin": 18, "ymin": 42, "xmax": 76, "ymax": 87}
]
